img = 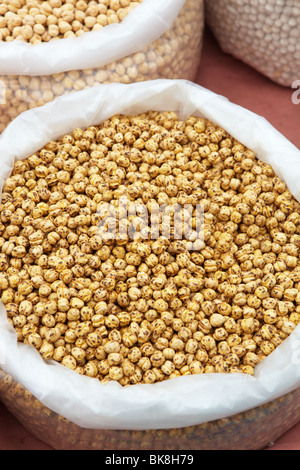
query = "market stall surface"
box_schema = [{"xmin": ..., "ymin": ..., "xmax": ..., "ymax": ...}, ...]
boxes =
[{"xmin": 0, "ymin": 28, "xmax": 299, "ymax": 451}]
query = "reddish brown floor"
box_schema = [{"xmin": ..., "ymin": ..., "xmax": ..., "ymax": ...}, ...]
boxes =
[{"xmin": 0, "ymin": 28, "xmax": 299, "ymax": 451}]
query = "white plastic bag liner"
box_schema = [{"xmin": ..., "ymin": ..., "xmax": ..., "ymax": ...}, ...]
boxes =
[
  {"xmin": 0, "ymin": 0, "xmax": 186, "ymax": 76},
  {"xmin": 0, "ymin": 79, "xmax": 300, "ymax": 431}
]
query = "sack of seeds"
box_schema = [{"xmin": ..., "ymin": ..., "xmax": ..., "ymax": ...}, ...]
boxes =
[
  {"xmin": 0, "ymin": 0, "xmax": 205, "ymax": 133},
  {"xmin": 0, "ymin": 79, "xmax": 300, "ymax": 435},
  {"xmin": 205, "ymin": 0, "xmax": 300, "ymax": 87}
]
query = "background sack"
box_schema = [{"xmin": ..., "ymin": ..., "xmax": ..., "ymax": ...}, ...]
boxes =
[
  {"xmin": 0, "ymin": 0, "xmax": 204, "ymax": 133},
  {"xmin": 0, "ymin": 79, "xmax": 300, "ymax": 431},
  {"xmin": 206, "ymin": 0, "xmax": 300, "ymax": 87}
]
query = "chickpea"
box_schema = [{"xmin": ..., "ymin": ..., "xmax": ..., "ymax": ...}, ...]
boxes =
[
  {"xmin": 1, "ymin": 113, "xmax": 299, "ymax": 387},
  {"xmin": 0, "ymin": 0, "xmax": 143, "ymax": 46}
]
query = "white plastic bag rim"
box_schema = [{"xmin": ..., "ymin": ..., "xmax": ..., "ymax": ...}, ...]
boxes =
[
  {"xmin": 0, "ymin": 79, "xmax": 300, "ymax": 431},
  {"xmin": 0, "ymin": 0, "xmax": 186, "ymax": 76}
]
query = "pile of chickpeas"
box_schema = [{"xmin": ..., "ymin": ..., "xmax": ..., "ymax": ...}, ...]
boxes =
[
  {"xmin": 0, "ymin": 112, "xmax": 299, "ymax": 386},
  {"xmin": 0, "ymin": 0, "xmax": 143, "ymax": 43}
]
